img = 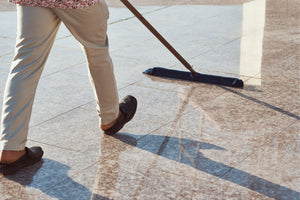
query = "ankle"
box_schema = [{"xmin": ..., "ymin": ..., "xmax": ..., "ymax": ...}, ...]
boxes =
[
  {"xmin": 0, "ymin": 149, "xmax": 26, "ymax": 164},
  {"xmin": 100, "ymin": 111, "xmax": 122, "ymax": 131},
  {"xmin": 100, "ymin": 118, "xmax": 118, "ymax": 131}
]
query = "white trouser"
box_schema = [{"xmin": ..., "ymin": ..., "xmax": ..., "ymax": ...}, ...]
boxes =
[{"xmin": 0, "ymin": 2, "xmax": 119, "ymax": 151}]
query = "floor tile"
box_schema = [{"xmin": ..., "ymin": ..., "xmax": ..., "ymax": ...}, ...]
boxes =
[
  {"xmin": 0, "ymin": 53, "xmax": 13, "ymax": 63},
  {"xmin": 30, "ymin": 101, "xmax": 75, "ymax": 127},
  {"xmin": 35, "ymin": 68, "xmax": 94, "ymax": 107},
  {"xmin": 118, "ymin": 84, "xmax": 196, "ymax": 125},
  {"xmin": 0, "ymin": 141, "xmax": 98, "ymax": 200},
  {"xmin": 227, "ymin": 81, "xmax": 300, "ymax": 120},
  {"xmin": 220, "ymin": 126, "xmax": 299, "ymax": 200},
  {"xmin": 0, "ymin": 38, "xmax": 15, "ymax": 56},
  {"xmin": 0, "ymin": 1, "xmax": 299, "ymax": 199},
  {"xmin": 0, "ymin": 12, "xmax": 17, "ymax": 38},
  {"xmin": 41, "ymin": 47, "xmax": 86, "ymax": 78},
  {"xmin": 42, "ymin": 163, "xmax": 98, "ymax": 200},
  {"xmin": 29, "ymin": 108, "xmax": 102, "ymax": 154}
]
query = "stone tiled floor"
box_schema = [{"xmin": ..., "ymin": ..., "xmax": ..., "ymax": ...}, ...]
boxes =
[{"xmin": 0, "ymin": 0, "xmax": 299, "ymax": 199}]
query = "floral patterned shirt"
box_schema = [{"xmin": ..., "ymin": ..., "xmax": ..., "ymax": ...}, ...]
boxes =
[{"xmin": 9, "ymin": 0, "xmax": 101, "ymax": 9}]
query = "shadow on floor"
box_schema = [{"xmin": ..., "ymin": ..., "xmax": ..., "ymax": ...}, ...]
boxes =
[
  {"xmin": 0, "ymin": 158, "xmax": 103, "ymax": 200},
  {"xmin": 104, "ymin": 133, "xmax": 299, "ymax": 200}
]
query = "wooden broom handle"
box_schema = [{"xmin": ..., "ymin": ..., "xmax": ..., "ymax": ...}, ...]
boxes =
[{"xmin": 120, "ymin": 0, "xmax": 198, "ymax": 76}]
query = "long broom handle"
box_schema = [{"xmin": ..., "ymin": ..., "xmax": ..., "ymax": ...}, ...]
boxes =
[{"xmin": 120, "ymin": 0, "xmax": 198, "ymax": 76}]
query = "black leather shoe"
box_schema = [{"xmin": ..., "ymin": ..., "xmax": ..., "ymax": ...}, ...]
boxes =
[
  {"xmin": 0, "ymin": 146, "xmax": 44, "ymax": 175},
  {"xmin": 104, "ymin": 95, "xmax": 137, "ymax": 136}
]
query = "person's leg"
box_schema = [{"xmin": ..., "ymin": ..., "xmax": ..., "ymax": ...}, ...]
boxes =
[
  {"xmin": 53, "ymin": 1, "xmax": 120, "ymax": 127},
  {"xmin": 0, "ymin": 5, "xmax": 61, "ymax": 163}
]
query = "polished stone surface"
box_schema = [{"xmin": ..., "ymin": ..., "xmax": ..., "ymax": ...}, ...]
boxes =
[{"xmin": 0, "ymin": 0, "xmax": 299, "ymax": 199}]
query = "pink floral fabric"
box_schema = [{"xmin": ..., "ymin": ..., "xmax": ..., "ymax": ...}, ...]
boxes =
[{"xmin": 10, "ymin": 0, "xmax": 101, "ymax": 9}]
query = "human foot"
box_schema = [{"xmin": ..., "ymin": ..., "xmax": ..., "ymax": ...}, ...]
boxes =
[
  {"xmin": 100, "ymin": 111, "xmax": 122, "ymax": 131},
  {"xmin": 0, "ymin": 149, "xmax": 26, "ymax": 164},
  {"xmin": 103, "ymin": 95, "xmax": 137, "ymax": 136},
  {"xmin": 0, "ymin": 147, "xmax": 44, "ymax": 175}
]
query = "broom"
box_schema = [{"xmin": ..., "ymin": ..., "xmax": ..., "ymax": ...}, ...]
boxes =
[{"xmin": 120, "ymin": 0, "xmax": 244, "ymax": 88}]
